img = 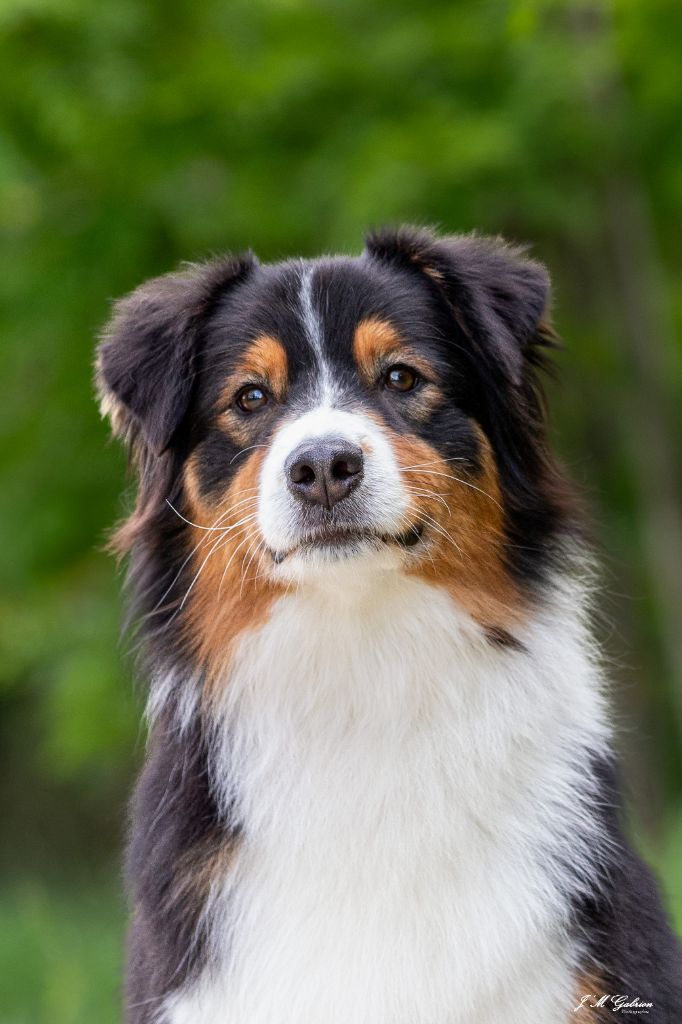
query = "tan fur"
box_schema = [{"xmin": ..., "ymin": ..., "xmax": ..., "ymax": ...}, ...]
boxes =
[
  {"xmin": 234, "ymin": 335, "xmax": 289, "ymax": 400},
  {"xmin": 352, "ymin": 318, "xmax": 443, "ymax": 421},
  {"xmin": 183, "ymin": 450, "xmax": 281, "ymax": 694},
  {"xmin": 572, "ymin": 972, "xmax": 609, "ymax": 1021},
  {"xmin": 353, "ymin": 317, "xmax": 405, "ymax": 380},
  {"xmin": 97, "ymin": 387, "xmax": 130, "ymax": 441},
  {"xmin": 169, "ymin": 829, "xmax": 240, "ymax": 915},
  {"xmin": 217, "ymin": 335, "xmax": 289, "ymax": 444},
  {"xmin": 387, "ymin": 424, "xmax": 525, "ymax": 631}
]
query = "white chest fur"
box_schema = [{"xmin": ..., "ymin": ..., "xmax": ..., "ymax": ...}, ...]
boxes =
[{"xmin": 162, "ymin": 569, "xmax": 609, "ymax": 1024}]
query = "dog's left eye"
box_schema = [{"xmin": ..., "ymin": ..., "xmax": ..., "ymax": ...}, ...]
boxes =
[
  {"xmin": 235, "ymin": 385, "xmax": 270, "ymax": 413},
  {"xmin": 383, "ymin": 365, "xmax": 419, "ymax": 393}
]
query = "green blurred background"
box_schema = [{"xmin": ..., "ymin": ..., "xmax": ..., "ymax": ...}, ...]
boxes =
[{"xmin": 1, "ymin": 1, "xmax": 681, "ymax": 1020}]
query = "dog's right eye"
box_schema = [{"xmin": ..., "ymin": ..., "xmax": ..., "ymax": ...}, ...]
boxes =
[{"xmin": 235, "ymin": 385, "xmax": 270, "ymax": 413}]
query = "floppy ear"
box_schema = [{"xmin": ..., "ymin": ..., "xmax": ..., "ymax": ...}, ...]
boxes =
[
  {"xmin": 364, "ymin": 226, "xmax": 551, "ymax": 386},
  {"xmin": 96, "ymin": 254, "xmax": 256, "ymax": 455}
]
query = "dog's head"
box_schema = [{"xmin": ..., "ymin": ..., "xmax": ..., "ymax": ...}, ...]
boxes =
[{"xmin": 98, "ymin": 227, "xmax": 575, "ymax": 676}]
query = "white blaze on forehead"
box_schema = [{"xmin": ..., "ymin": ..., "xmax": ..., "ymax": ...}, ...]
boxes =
[
  {"xmin": 298, "ymin": 265, "xmax": 337, "ymax": 404},
  {"xmin": 257, "ymin": 405, "xmax": 410, "ymax": 554}
]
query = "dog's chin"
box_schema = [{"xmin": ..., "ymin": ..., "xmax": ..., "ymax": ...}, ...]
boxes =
[{"xmin": 268, "ymin": 524, "xmax": 424, "ymax": 585}]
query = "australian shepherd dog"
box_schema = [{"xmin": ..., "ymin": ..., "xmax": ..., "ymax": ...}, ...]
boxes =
[{"xmin": 97, "ymin": 227, "xmax": 681, "ymax": 1023}]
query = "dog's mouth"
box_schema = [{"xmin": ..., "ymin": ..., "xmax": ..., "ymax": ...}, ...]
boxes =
[{"xmin": 271, "ymin": 523, "xmax": 424, "ymax": 564}]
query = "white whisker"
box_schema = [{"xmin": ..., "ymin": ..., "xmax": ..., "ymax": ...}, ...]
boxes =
[
  {"xmin": 240, "ymin": 538, "xmax": 267, "ymax": 598},
  {"xmin": 399, "ymin": 456, "xmax": 468, "ymax": 471},
  {"xmin": 404, "ymin": 486, "xmax": 452, "ymax": 515},
  {"xmin": 218, "ymin": 530, "xmax": 259, "ymax": 599},
  {"xmin": 193, "ymin": 497, "xmax": 260, "ymax": 541},
  {"xmin": 408, "ymin": 504, "xmax": 465, "ymax": 559},
  {"xmin": 245, "ymin": 545, "xmax": 271, "ymax": 585},
  {"xmin": 229, "ymin": 444, "xmax": 269, "ymax": 465},
  {"xmin": 178, "ymin": 515, "xmax": 259, "ymax": 610},
  {"xmin": 139, "ymin": 501, "xmax": 259, "ymax": 623},
  {"xmin": 403, "ymin": 471, "xmax": 502, "ymax": 510}
]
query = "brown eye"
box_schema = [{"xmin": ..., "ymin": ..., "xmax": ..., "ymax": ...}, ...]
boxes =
[
  {"xmin": 236, "ymin": 385, "xmax": 269, "ymax": 413},
  {"xmin": 384, "ymin": 365, "xmax": 418, "ymax": 393}
]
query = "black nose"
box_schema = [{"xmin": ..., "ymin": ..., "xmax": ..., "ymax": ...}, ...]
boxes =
[{"xmin": 285, "ymin": 438, "xmax": 364, "ymax": 509}]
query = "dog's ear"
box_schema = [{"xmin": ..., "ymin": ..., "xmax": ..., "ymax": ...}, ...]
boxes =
[
  {"xmin": 96, "ymin": 254, "xmax": 256, "ymax": 455},
  {"xmin": 364, "ymin": 226, "xmax": 551, "ymax": 386}
]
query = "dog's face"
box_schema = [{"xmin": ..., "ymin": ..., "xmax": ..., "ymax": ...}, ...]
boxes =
[
  {"xmin": 188, "ymin": 257, "xmax": 489, "ymax": 578},
  {"xmin": 98, "ymin": 228, "xmax": 573, "ymax": 675}
]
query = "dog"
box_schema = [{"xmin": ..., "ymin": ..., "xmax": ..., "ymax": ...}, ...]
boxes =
[{"xmin": 97, "ymin": 227, "xmax": 682, "ymax": 1023}]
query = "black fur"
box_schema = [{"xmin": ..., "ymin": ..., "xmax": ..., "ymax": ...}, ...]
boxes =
[
  {"xmin": 98, "ymin": 254, "xmax": 255, "ymax": 454},
  {"xmin": 126, "ymin": 707, "xmax": 238, "ymax": 1024},
  {"xmin": 365, "ymin": 226, "xmax": 550, "ymax": 386},
  {"xmin": 576, "ymin": 759, "xmax": 682, "ymax": 1021}
]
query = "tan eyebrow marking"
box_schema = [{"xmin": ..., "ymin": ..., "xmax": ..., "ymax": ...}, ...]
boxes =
[
  {"xmin": 353, "ymin": 318, "xmax": 405, "ymax": 382},
  {"xmin": 353, "ymin": 317, "xmax": 436, "ymax": 382},
  {"xmin": 233, "ymin": 334, "xmax": 289, "ymax": 400},
  {"xmin": 216, "ymin": 335, "xmax": 289, "ymax": 445},
  {"xmin": 353, "ymin": 317, "xmax": 443, "ymax": 421}
]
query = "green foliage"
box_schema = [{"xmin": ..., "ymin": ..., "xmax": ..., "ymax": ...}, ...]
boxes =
[
  {"xmin": 1, "ymin": 0, "xmax": 681, "ymax": 1002},
  {"xmin": 0, "ymin": 876, "xmax": 124, "ymax": 1024},
  {"xmin": 657, "ymin": 805, "xmax": 682, "ymax": 933}
]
